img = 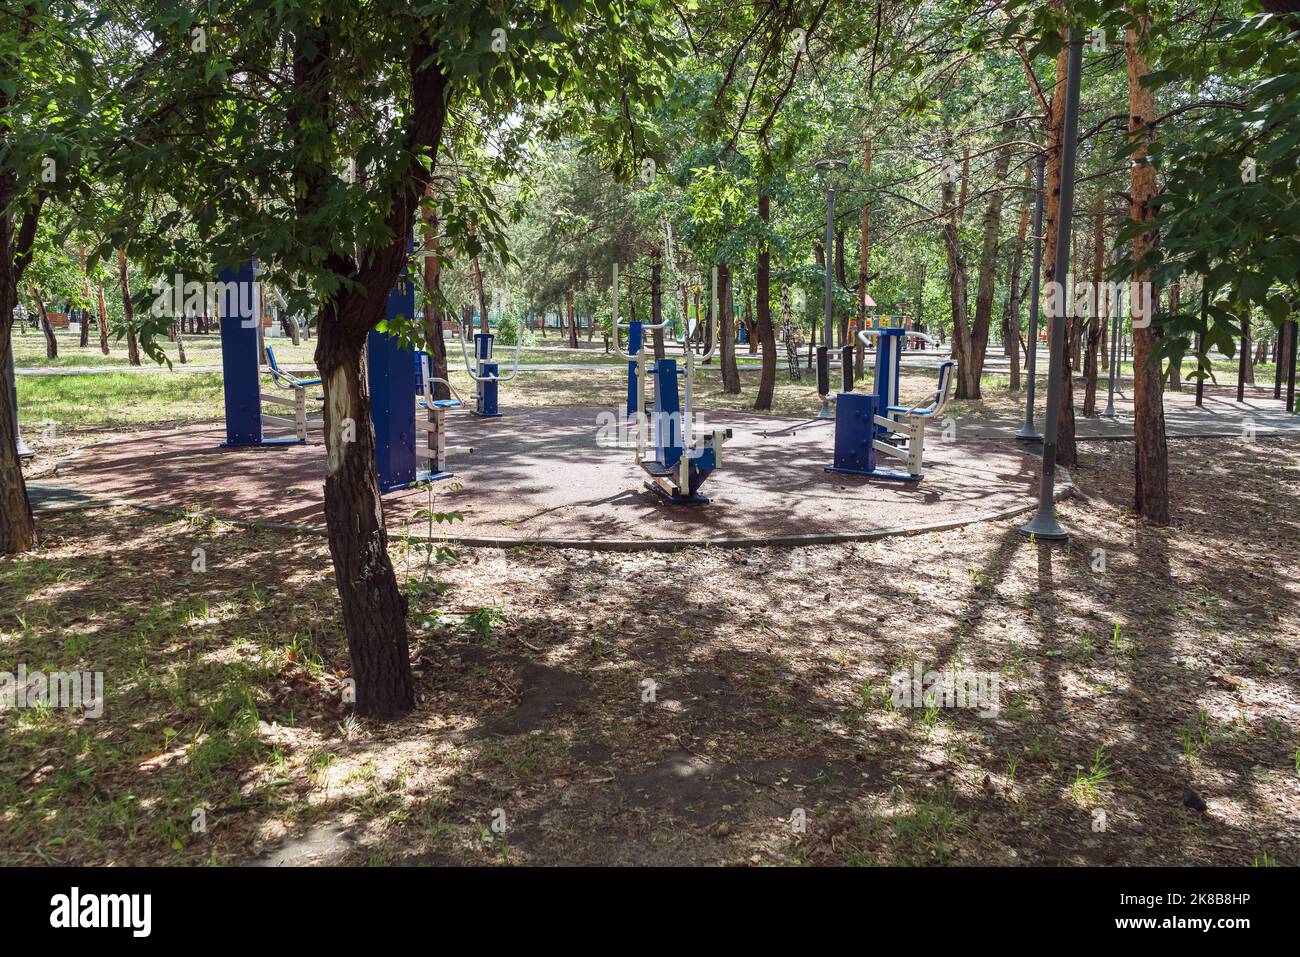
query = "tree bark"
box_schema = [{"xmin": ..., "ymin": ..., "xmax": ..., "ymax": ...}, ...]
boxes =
[
  {"xmin": 1127, "ymin": 15, "xmax": 1170, "ymax": 525},
  {"xmin": 0, "ymin": 186, "xmax": 41, "ymax": 553},
  {"xmin": 117, "ymin": 247, "xmax": 141, "ymax": 365},
  {"xmin": 717, "ymin": 263, "xmax": 740, "ymax": 393},
  {"xmin": 941, "ymin": 139, "xmax": 973, "ymax": 397},
  {"xmin": 293, "ymin": 20, "xmax": 448, "ymax": 718},
  {"xmin": 30, "ymin": 286, "xmax": 58, "ymax": 358},
  {"xmin": 967, "ymin": 121, "xmax": 1014, "ymax": 399},
  {"xmin": 1005, "ymin": 161, "xmax": 1033, "ymax": 391},
  {"xmin": 755, "ymin": 192, "xmax": 777, "ymax": 409},
  {"xmin": 96, "ymin": 279, "xmax": 110, "ymax": 355},
  {"xmin": 78, "ymin": 246, "xmax": 91, "ymax": 348},
  {"xmin": 1082, "ymin": 199, "xmax": 1103, "ymax": 415},
  {"xmin": 780, "ymin": 284, "xmax": 801, "ymax": 382}
]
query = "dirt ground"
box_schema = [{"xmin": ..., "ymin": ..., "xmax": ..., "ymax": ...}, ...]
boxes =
[{"xmin": 2, "ymin": 427, "xmax": 1297, "ymax": 865}]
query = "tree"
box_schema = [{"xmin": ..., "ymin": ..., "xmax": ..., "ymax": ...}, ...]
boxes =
[
  {"xmin": 1, "ymin": 0, "xmax": 115, "ymax": 553},
  {"xmin": 114, "ymin": 0, "xmax": 678, "ymax": 718},
  {"xmin": 1126, "ymin": 7, "xmax": 1170, "ymax": 524}
]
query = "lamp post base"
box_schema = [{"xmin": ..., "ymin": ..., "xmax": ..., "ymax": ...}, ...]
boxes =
[
  {"xmin": 1019, "ymin": 509, "xmax": 1069, "ymax": 542},
  {"xmin": 1014, "ymin": 427, "xmax": 1043, "ymax": 442}
]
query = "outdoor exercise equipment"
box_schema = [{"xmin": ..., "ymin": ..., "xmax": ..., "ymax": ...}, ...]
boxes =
[
  {"xmin": 412, "ymin": 352, "xmax": 474, "ymax": 481},
  {"xmin": 826, "ymin": 317, "xmax": 955, "ymax": 481},
  {"xmin": 612, "ymin": 262, "xmax": 731, "ymax": 505},
  {"xmin": 262, "ymin": 345, "xmax": 324, "ymax": 442},
  {"xmin": 218, "ymin": 256, "xmax": 429, "ymax": 493},
  {"xmin": 219, "ymin": 259, "xmax": 303, "ymax": 447},
  {"xmin": 453, "ymin": 322, "xmax": 521, "ymax": 417}
]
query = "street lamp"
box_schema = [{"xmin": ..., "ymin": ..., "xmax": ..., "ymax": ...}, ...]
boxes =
[{"xmin": 813, "ymin": 158, "xmax": 847, "ymax": 420}]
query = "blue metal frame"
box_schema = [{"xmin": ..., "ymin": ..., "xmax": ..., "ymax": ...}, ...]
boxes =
[
  {"xmin": 625, "ymin": 320, "xmax": 642, "ymax": 417},
  {"xmin": 871, "ymin": 326, "xmax": 906, "ymax": 437},
  {"xmin": 219, "ymin": 258, "xmax": 300, "ymax": 447},
  {"xmin": 473, "ymin": 332, "xmax": 502, "ymax": 417},
  {"xmin": 825, "ymin": 392, "xmax": 877, "ymax": 476},
  {"xmin": 368, "ymin": 270, "xmax": 417, "ymax": 492}
]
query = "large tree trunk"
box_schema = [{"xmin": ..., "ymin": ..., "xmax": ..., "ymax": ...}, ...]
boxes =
[
  {"xmin": 420, "ymin": 198, "xmax": 450, "ymax": 401},
  {"xmin": 941, "ymin": 144, "xmax": 973, "ymax": 397},
  {"xmin": 315, "ymin": 327, "xmax": 414, "ymax": 718},
  {"xmin": 755, "ymin": 193, "xmax": 777, "ymax": 409},
  {"xmin": 117, "ymin": 247, "xmax": 141, "ymax": 366},
  {"xmin": 292, "ymin": 21, "xmax": 447, "ymax": 718},
  {"xmin": 1127, "ymin": 15, "xmax": 1170, "ymax": 525},
  {"xmin": 968, "ymin": 122, "xmax": 1014, "ymax": 399},
  {"xmin": 718, "ymin": 263, "xmax": 740, "ymax": 394},
  {"xmin": 0, "ymin": 206, "xmax": 40, "ymax": 553},
  {"xmin": 30, "ymin": 286, "xmax": 57, "ymax": 358},
  {"xmin": 1005, "ymin": 162, "xmax": 1032, "ymax": 391}
]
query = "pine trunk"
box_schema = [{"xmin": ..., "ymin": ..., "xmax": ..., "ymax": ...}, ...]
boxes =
[
  {"xmin": 717, "ymin": 263, "xmax": 740, "ymax": 393},
  {"xmin": 117, "ymin": 248, "xmax": 141, "ymax": 365},
  {"xmin": 1127, "ymin": 16, "xmax": 1170, "ymax": 525},
  {"xmin": 968, "ymin": 125, "xmax": 1014, "ymax": 399}
]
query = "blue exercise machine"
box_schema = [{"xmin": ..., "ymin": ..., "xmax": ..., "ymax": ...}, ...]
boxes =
[
  {"xmin": 453, "ymin": 324, "xmax": 521, "ymax": 417},
  {"xmin": 826, "ymin": 316, "xmax": 956, "ymax": 482},
  {"xmin": 218, "ymin": 256, "xmax": 433, "ymax": 493},
  {"xmin": 612, "ymin": 263, "xmax": 731, "ymax": 505},
  {"xmin": 412, "ymin": 351, "xmax": 474, "ymax": 481}
]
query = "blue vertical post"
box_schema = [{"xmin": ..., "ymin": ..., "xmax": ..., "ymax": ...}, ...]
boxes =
[
  {"xmin": 872, "ymin": 327, "xmax": 905, "ymax": 436},
  {"xmin": 625, "ymin": 320, "xmax": 643, "ymax": 417},
  {"xmin": 368, "ymin": 267, "xmax": 417, "ymax": 492},
  {"xmin": 219, "ymin": 258, "xmax": 269, "ymax": 447},
  {"xmin": 652, "ymin": 358, "xmax": 681, "ymax": 468},
  {"xmin": 474, "ymin": 332, "xmax": 501, "ymax": 417}
]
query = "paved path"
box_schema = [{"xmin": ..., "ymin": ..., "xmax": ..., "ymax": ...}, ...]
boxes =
[{"xmin": 41, "ymin": 406, "xmax": 1055, "ymax": 547}]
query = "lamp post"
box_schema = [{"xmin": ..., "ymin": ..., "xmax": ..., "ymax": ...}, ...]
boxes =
[
  {"xmin": 1016, "ymin": 151, "xmax": 1046, "ymax": 442},
  {"xmin": 1020, "ymin": 27, "xmax": 1082, "ymax": 543},
  {"xmin": 814, "ymin": 159, "xmax": 847, "ymax": 420}
]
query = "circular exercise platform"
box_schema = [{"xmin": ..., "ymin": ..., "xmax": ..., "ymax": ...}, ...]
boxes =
[{"xmin": 48, "ymin": 405, "xmax": 1059, "ymax": 548}]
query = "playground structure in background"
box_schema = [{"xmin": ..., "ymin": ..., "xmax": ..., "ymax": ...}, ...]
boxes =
[{"xmin": 613, "ymin": 263, "xmax": 731, "ymax": 505}]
